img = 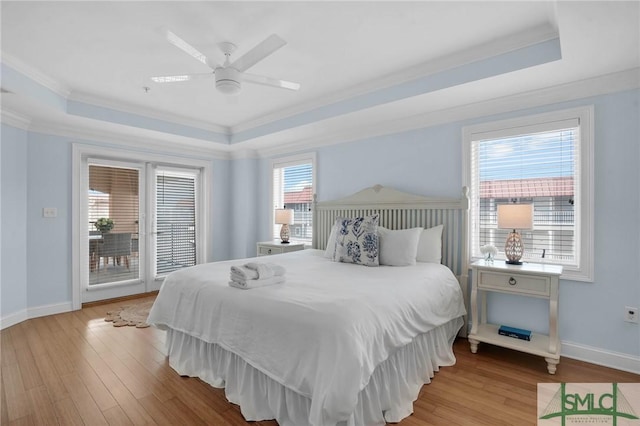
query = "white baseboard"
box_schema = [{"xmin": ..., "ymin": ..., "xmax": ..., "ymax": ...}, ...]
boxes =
[
  {"xmin": 27, "ymin": 302, "xmax": 74, "ymax": 320},
  {"xmin": 0, "ymin": 309, "xmax": 28, "ymax": 330},
  {"xmin": 1, "ymin": 302, "xmax": 73, "ymax": 330},
  {"xmin": 561, "ymin": 340, "xmax": 640, "ymax": 375}
]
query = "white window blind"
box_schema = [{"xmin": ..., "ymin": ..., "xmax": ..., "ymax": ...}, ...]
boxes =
[
  {"xmin": 88, "ymin": 164, "xmax": 140, "ymax": 285},
  {"xmin": 156, "ymin": 170, "xmax": 197, "ymax": 276},
  {"xmin": 469, "ymin": 121, "xmax": 580, "ymax": 268},
  {"xmin": 272, "ymin": 158, "xmax": 314, "ymax": 243}
]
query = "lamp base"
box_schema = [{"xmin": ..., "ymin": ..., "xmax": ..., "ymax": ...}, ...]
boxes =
[
  {"xmin": 504, "ymin": 229, "xmax": 525, "ymax": 265},
  {"xmin": 279, "ymin": 224, "xmax": 291, "ymax": 244}
]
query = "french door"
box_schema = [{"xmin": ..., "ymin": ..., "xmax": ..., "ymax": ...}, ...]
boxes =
[{"xmin": 78, "ymin": 155, "xmax": 203, "ymax": 304}]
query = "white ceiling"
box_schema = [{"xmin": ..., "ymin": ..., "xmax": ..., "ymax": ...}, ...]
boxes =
[{"xmin": 1, "ymin": 1, "xmax": 639, "ymax": 154}]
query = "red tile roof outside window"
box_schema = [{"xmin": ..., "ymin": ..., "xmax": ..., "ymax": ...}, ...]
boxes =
[
  {"xmin": 284, "ymin": 186, "xmax": 313, "ymax": 204},
  {"xmin": 479, "ymin": 177, "xmax": 573, "ymax": 199}
]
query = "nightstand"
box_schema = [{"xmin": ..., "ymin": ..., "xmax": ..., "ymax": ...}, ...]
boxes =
[
  {"xmin": 468, "ymin": 260, "xmax": 563, "ymax": 374},
  {"xmin": 256, "ymin": 241, "xmax": 305, "ymax": 257}
]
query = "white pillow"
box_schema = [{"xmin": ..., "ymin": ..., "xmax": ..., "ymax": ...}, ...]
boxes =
[
  {"xmin": 324, "ymin": 222, "xmax": 339, "ymax": 259},
  {"xmin": 378, "ymin": 227, "xmax": 422, "ymax": 266},
  {"xmin": 416, "ymin": 224, "xmax": 444, "ymax": 263}
]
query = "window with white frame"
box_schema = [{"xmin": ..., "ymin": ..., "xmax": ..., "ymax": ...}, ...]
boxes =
[
  {"xmin": 463, "ymin": 106, "xmax": 593, "ymax": 281},
  {"xmin": 271, "ymin": 154, "xmax": 316, "ymax": 244}
]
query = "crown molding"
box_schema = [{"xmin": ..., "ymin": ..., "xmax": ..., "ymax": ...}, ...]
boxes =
[
  {"xmin": 232, "ymin": 24, "xmax": 559, "ymax": 135},
  {"xmin": 1, "ymin": 52, "xmax": 71, "ymax": 98},
  {"xmin": 28, "ymin": 119, "xmax": 231, "ymax": 160},
  {"xmin": 0, "ymin": 109, "xmax": 32, "ymax": 130},
  {"xmin": 255, "ymin": 67, "xmax": 640, "ymax": 158},
  {"xmin": 67, "ymin": 90, "xmax": 231, "ymax": 136}
]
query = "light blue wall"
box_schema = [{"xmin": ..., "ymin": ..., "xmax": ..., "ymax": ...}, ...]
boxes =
[
  {"xmin": 1, "ymin": 124, "xmax": 28, "ymax": 318},
  {"xmin": 229, "ymin": 157, "xmax": 259, "ymax": 259},
  {"xmin": 255, "ymin": 89, "xmax": 640, "ymax": 358},
  {"xmin": 317, "ymin": 123, "xmax": 463, "ymax": 201},
  {"xmin": 211, "ymin": 158, "xmax": 232, "ymax": 262},
  {"xmin": 256, "ymin": 158, "xmax": 272, "ymax": 245},
  {"xmin": 26, "ymin": 133, "xmax": 72, "ymax": 307}
]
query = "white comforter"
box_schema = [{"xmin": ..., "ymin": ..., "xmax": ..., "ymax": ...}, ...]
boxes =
[{"xmin": 147, "ymin": 249, "xmax": 466, "ymax": 426}]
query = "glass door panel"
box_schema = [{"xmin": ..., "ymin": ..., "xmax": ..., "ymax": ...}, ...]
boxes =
[
  {"xmin": 154, "ymin": 168, "xmax": 198, "ymax": 278},
  {"xmin": 88, "ymin": 164, "xmax": 141, "ymax": 286}
]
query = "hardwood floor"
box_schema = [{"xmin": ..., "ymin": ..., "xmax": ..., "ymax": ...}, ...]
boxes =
[{"xmin": 1, "ymin": 295, "xmax": 638, "ymax": 425}]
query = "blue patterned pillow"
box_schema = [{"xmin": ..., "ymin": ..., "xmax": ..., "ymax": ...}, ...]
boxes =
[{"xmin": 334, "ymin": 214, "xmax": 379, "ymax": 266}]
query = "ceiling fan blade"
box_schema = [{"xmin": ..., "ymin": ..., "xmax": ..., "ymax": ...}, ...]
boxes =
[
  {"xmin": 163, "ymin": 28, "xmax": 210, "ymax": 67},
  {"xmin": 150, "ymin": 73, "xmax": 213, "ymax": 83},
  {"xmin": 243, "ymin": 73, "xmax": 300, "ymax": 91},
  {"xmin": 230, "ymin": 34, "xmax": 286, "ymax": 72}
]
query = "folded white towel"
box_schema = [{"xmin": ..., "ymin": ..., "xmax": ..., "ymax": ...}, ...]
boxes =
[
  {"xmin": 230, "ymin": 265, "xmax": 258, "ymax": 280},
  {"xmin": 229, "ymin": 276, "xmax": 285, "ymax": 290},
  {"xmin": 230, "ymin": 271, "xmax": 255, "ymax": 283},
  {"xmin": 246, "ymin": 262, "xmax": 274, "ymax": 279},
  {"xmin": 245, "ymin": 262, "xmax": 286, "ymax": 278},
  {"xmin": 231, "ymin": 262, "xmax": 286, "ymax": 281}
]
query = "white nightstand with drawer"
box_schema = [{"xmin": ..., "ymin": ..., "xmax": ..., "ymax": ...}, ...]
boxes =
[
  {"xmin": 256, "ymin": 241, "xmax": 305, "ymax": 257},
  {"xmin": 468, "ymin": 260, "xmax": 563, "ymax": 374}
]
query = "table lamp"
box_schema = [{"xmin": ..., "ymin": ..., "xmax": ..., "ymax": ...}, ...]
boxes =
[
  {"xmin": 275, "ymin": 209, "xmax": 294, "ymax": 244},
  {"xmin": 497, "ymin": 203, "xmax": 533, "ymax": 265}
]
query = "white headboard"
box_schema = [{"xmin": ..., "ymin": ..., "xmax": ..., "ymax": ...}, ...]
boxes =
[{"xmin": 312, "ymin": 185, "xmax": 470, "ymax": 335}]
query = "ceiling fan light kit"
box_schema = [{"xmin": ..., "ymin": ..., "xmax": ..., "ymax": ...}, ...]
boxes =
[
  {"xmin": 153, "ymin": 30, "xmax": 300, "ymax": 95},
  {"xmin": 215, "ymin": 67, "xmax": 241, "ymax": 94}
]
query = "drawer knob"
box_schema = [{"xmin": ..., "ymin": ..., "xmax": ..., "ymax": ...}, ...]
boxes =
[{"xmin": 508, "ymin": 277, "xmax": 517, "ymax": 286}]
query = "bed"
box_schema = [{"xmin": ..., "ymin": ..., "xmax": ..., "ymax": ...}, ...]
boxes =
[{"xmin": 147, "ymin": 185, "xmax": 470, "ymax": 426}]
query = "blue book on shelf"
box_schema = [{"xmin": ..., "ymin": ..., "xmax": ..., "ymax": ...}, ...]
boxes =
[{"xmin": 498, "ymin": 325, "xmax": 531, "ymax": 341}]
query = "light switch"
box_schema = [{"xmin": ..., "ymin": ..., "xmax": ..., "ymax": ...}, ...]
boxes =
[{"xmin": 43, "ymin": 207, "xmax": 57, "ymax": 218}]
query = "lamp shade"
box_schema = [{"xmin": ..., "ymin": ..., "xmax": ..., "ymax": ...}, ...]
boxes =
[
  {"xmin": 275, "ymin": 209, "xmax": 294, "ymax": 225},
  {"xmin": 497, "ymin": 204, "xmax": 533, "ymax": 230}
]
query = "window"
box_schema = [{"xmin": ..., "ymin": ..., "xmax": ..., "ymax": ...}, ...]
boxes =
[
  {"xmin": 463, "ymin": 107, "xmax": 593, "ymax": 281},
  {"xmin": 271, "ymin": 153, "xmax": 316, "ymax": 244}
]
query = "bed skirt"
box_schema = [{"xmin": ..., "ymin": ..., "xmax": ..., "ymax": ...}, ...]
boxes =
[{"xmin": 164, "ymin": 316, "xmax": 463, "ymax": 426}]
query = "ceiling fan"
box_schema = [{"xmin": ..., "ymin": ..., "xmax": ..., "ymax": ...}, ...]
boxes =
[{"xmin": 151, "ymin": 29, "xmax": 300, "ymax": 95}]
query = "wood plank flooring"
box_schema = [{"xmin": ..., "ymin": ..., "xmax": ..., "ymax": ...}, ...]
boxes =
[{"xmin": 1, "ymin": 295, "xmax": 638, "ymax": 425}]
